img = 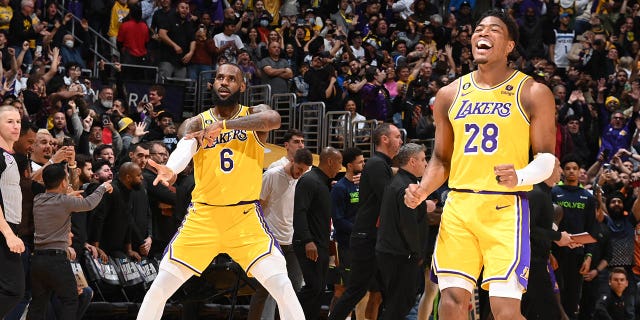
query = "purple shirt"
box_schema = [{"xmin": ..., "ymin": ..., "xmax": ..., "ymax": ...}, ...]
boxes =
[{"xmin": 360, "ymin": 83, "xmax": 389, "ymax": 121}]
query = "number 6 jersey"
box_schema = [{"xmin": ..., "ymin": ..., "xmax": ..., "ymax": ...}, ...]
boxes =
[
  {"xmin": 448, "ymin": 70, "xmax": 532, "ymax": 192},
  {"xmin": 192, "ymin": 106, "xmax": 265, "ymax": 205}
]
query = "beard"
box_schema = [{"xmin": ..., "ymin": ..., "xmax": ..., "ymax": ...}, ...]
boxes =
[
  {"xmin": 101, "ymin": 100, "xmax": 113, "ymax": 109},
  {"xmin": 131, "ymin": 182, "xmax": 142, "ymax": 190},
  {"xmin": 212, "ymin": 88, "xmax": 242, "ymax": 107}
]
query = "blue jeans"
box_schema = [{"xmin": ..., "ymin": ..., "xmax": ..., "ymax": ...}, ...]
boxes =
[{"xmin": 188, "ymin": 64, "xmax": 213, "ymax": 83}]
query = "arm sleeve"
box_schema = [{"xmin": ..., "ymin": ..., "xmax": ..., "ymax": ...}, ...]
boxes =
[{"xmin": 166, "ymin": 138, "xmax": 197, "ymax": 174}]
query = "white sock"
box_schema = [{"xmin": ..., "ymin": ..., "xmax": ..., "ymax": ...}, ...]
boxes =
[{"xmin": 137, "ymin": 257, "xmax": 194, "ymax": 320}]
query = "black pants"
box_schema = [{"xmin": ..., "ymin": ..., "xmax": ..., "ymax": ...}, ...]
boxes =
[
  {"xmin": 328, "ymin": 236, "xmax": 378, "ymax": 320},
  {"xmin": 556, "ymin": 250, "xmax": 584, "ymax": 318},
  {"xmin": 294, "ymin": 242, "xmax": 329, "ymax": 320},
  {"xmin": 521, "ymin": 259, "xmax": 560, "ymax": 320},
  {"xmin": 27, "ymin": 251, "xmax": 78, "ymax": 320},
  {"xmin": 377, "ymin": 252, "xmax": 420, "ymax": 320},
  {"xmin": 0, "ymin": 230, "xmax": 24, "ymax": 317}
]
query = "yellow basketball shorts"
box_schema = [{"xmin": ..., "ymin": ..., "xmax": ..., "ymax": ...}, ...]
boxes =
[
  {"xmin": 167, "ymin": 201, "xmax": 279, "ymax": 276},
  {"xmin": 431, "ymin": 189, "xmax": 530, "ymax": 291}
]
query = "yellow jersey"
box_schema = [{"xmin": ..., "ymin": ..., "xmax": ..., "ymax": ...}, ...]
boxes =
[
  {"xmin": 191, "ymin": 106, "xmax": 265, "ymax": 205},
  {"xmin": 448, "ymin": 70, "xmax": 532, "ymax": 192}
]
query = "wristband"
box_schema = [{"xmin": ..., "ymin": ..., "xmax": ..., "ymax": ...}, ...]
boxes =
[
  {"xmin": 223, "ymin": 120, "xmax": 227, "ymax": 130},
  {"xmin": 67, "ymin": 163, "xmax": 77, "ymax": 169},
  {"xmin": 47, "ymin": 159, "xmax": 54, "ymax": 165}
]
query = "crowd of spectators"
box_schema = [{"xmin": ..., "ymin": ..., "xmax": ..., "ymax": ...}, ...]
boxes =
[{"xmin": 5, "ymin": 0, "xmax": 640, "ymax": 318}]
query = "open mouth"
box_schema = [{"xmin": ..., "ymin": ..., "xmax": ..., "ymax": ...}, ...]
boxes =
[{"xmin": 476, "ymin": 39, "xmax": 492, "ymax": 51}]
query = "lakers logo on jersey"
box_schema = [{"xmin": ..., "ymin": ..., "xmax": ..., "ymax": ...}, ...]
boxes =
[
  {"xmin": 202, "ymin": 129, "xmax": 249, "ymax": 149},
  {"xmin": 453, "ymin": 100, "xmax": 512, "ymax": 119}
]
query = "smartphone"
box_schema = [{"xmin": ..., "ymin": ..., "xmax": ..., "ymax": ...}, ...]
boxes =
[
  {"xmin": 102, "ymin": 115, "xmax": 110, "ymax": 125},
  {"xmin": 35, "ymin": 45, "xmax": 42, "ymax": 56}
]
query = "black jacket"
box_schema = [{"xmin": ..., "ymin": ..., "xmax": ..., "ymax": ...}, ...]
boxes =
[
  {"xmin": 351, "ymin": 151, "xmax": 393, "ymax": 238},
  {"xmin": 293, "ymin": 167, "xmax": 332, "ymax": 249},
  {"xmin": 375, "ymin": 169, "xmax": 428, "ymax": 260},
  {"xmin": 528, "ymin": 183, "xmax": 561, "ymax": 262}
]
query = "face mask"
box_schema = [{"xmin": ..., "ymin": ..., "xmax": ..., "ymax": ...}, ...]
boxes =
[{"xmin": 65, "ymin": 40, "xmax": 74, "ymax": 48}]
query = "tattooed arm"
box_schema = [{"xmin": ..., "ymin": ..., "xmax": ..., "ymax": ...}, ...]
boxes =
[{"xmin": 246, "ymin": 104, "xmax": 281, "ymax": 142}]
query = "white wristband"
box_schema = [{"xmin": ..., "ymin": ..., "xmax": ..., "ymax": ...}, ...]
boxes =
[
  {"xmin": 515, "ymin": 153, "xmax": 556, "ymax": 186},
  {"xmin": 166, "ymin": 138, "xmax": 197, "ymax": 174}
]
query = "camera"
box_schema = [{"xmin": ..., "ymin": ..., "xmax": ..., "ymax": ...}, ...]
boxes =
[{"xmin": 102, "ymin": 115, "xmax": 110, "ymax": 125}]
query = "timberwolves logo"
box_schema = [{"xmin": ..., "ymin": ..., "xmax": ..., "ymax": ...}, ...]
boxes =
[
  {"xmin": 501, "ymin": 84, "xmax": 515, "ymax": 97},
  {"xmin": 462, "ymin": 82, "xmax": 471, "ymax": 90}
]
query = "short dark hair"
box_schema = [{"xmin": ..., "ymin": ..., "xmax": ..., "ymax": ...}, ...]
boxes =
[
  {"xmin": 283, "ymin": 129, "xmax": 304, "ymax": 143},
  {"xmin": 76, "ymin": 153, "xmax": 92, "ymax": 169},
  {"xmin": 610, "ymin": 267, "xmax": 627, "ymax": 280},
  {"xmin": 476, "ymin": 9, "xmax": 519, "ymax": 42},
  {"xmin": 13, "ymin": 153, "xmax": 30, "ymax": 175},
  {"xmin": 42, "ymin": 163, "xmax": 67, "ymax": 189},
  {"xmin": 342, "ymin": 147, "xmax": 363, "ymax": 167},
  {"xmin": 92, "ymin": 158, "xmax": 111, "ymax": 172},
  {"xmin": 149, "ymin": 84, "xmax": 165, "ymax": 98},
  {"xmin": 560, "ymin": 153, "xmax": 582, "ymax": 169},
  {"xmin": 20, "ymin": 118, "xmax": 38, "ymax": 136},
  {"xmin": 293, "ymin": 148, "xmax": 313, "ymax": 166},
  {"xmin": 365, "ymin": 66, "xmax": 379, "ymax": 82},
  {"xmin": 373, "ymin": 122, "xmax": 395, "ymax": 146},
  {"xmin": 93, "ymin": 144, "xmax": 114, "ymax": 161}
]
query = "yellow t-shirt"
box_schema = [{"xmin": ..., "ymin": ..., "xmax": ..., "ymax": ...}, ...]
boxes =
[{"xmin": 0, "ymin": 5, "xmax": 12, "ymax": 30}]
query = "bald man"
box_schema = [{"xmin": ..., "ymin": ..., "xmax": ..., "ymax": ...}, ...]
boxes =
[{"xmin": 293, "ymin": 147, "xmax": 343, "ymax": 319}]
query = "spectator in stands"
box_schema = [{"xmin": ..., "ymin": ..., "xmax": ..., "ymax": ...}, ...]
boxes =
[
  {"xmin": 93, "ymin": 144, "xmax": 117, "ymax": 167},
  {"xmin": 336, "ymin": 98, "xmax": 366, "ymax": 145},
  {"xmin": 117, "ymin": 4, "xmax": 150, "ymax": 81},
  {"xmin": 293, "ymin": 147, "xmax": 342, "ymax": 320},
  {"xmin": 157, "ymin": 0, "xmax": 195, "ymax": 79},
  {"xmin": 107, "ymin": 0, "xmax": 129, "ymax": 59},
  {"xmin": 0, "ymin": 0, "xmax": 11, "ymax": 32},
  {"xmin": 91, "ymin": 86, "xmax": 114, "ymax": 117},
  {"xmin": 49, "ymin": 110, "xmax": 80, "ymax": 143},
  {"xmin": 118, "ymin": 118, "xmax": 146, "ymax": 154},
  {"xmin": 268, "ymin": 128, "xmax": 305, "ymax": 169},
  {"xmin": 27, "ymin": 163, "xmax": 111, "ymax": 320},
  {"xmin": 30, "ymin": 129, "xmax": 73, "ymax": 173},
  {"xmin": 305, "ymin": 51, "xmax": 340, "ymax": 111},
  {"xmin": 143, "ymin": 110, "xmax": 173, "ymax": 142},
  {"xmin": 247, "ymin": 148, "xmax": 313, "ymax": 320},
  {"xmin": 602, "ymin": 192, "xmax": 636, "ymax": 276},
  {"xmin": 360, "ymin": 66, "xmax": 389, "ymax": 122},
  {"xmin": 257, "ymin": 40, "xmax": 293, "ymax": 95},
  {"xmin": 60, "ymin": 34, "xmax": 86, "ymax": 69},
  {"xmin": 594, "ymin": 267, "xmax": 635, "ymax": 319},
  {"xmin": 213, "ymin": 18, "xmax": 244, "ymax": 64},
  {"xmin": 244, "ymin": 27, "xmax": 267, "ymax": 62},
  {"xmin": 90, "ymin": 162, "xmax": 145, "ymax": 261},
  {"xmin": 8, "ymin": 0, "xmax": 46, "ymax": 65},
  {"xmin": 237, "ymin": 48, "xmax": 260, "ymax": 86},
  {"xmin": 188, "ymin": 26, "xmax": 215, "ymax": 81}
]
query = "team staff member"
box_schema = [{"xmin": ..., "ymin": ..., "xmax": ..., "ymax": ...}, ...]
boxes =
[
  {"xmin": 137, "ymin": 64, "xmax": 304, "ymax": 320},
  {"xmin": 328, "ymin": 123, "xmax": 403, "ymax": 320},
  {"xmin": 376, "ymin": 143, "xmax": 429, "ymax": 319},
  {"xmin": 0, "ymin": 106, "xmax": 25, "ymax": 317},
  {"xmin": 293, "ymin": 147, "xmax": 343, "ymax": 320},
  {"xmin": 405, "ymin": 10, "xmax": 556, "ymax": 320},
  {"xmin": 521, "ymin": 158, "xmax": 576, "ymax": 319}
]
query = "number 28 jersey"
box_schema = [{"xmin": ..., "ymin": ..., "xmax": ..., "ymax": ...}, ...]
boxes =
[
  {"xmin": 448, "ymin": 70, "xmax": 532, "ymax": 192},
  {"xmin": 191, "ymin": 106, "xmax": 265, "ymax": 205}
]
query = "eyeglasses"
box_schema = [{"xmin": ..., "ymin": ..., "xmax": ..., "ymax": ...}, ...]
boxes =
[
  {"xmin": 150, "ymin": 152, "xmax": 169, "ymax": 157},
  {"xmin": 613, "ymin": 116, "xmax": 625, "ymax": 120}
]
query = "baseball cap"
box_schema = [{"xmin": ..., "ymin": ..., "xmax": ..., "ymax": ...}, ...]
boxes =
[{"xmin": 118, "ymin": 117, "xmax": 134, "ymax": 132}]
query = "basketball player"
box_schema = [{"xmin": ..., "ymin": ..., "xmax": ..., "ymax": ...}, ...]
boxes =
[
  {"xmin": 404, "ymin": 10, "xmax": 556, "ymax": 320},
  {"xmin": 136, "ymin": 64, "xmax": 305, "ymax": 320}
]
